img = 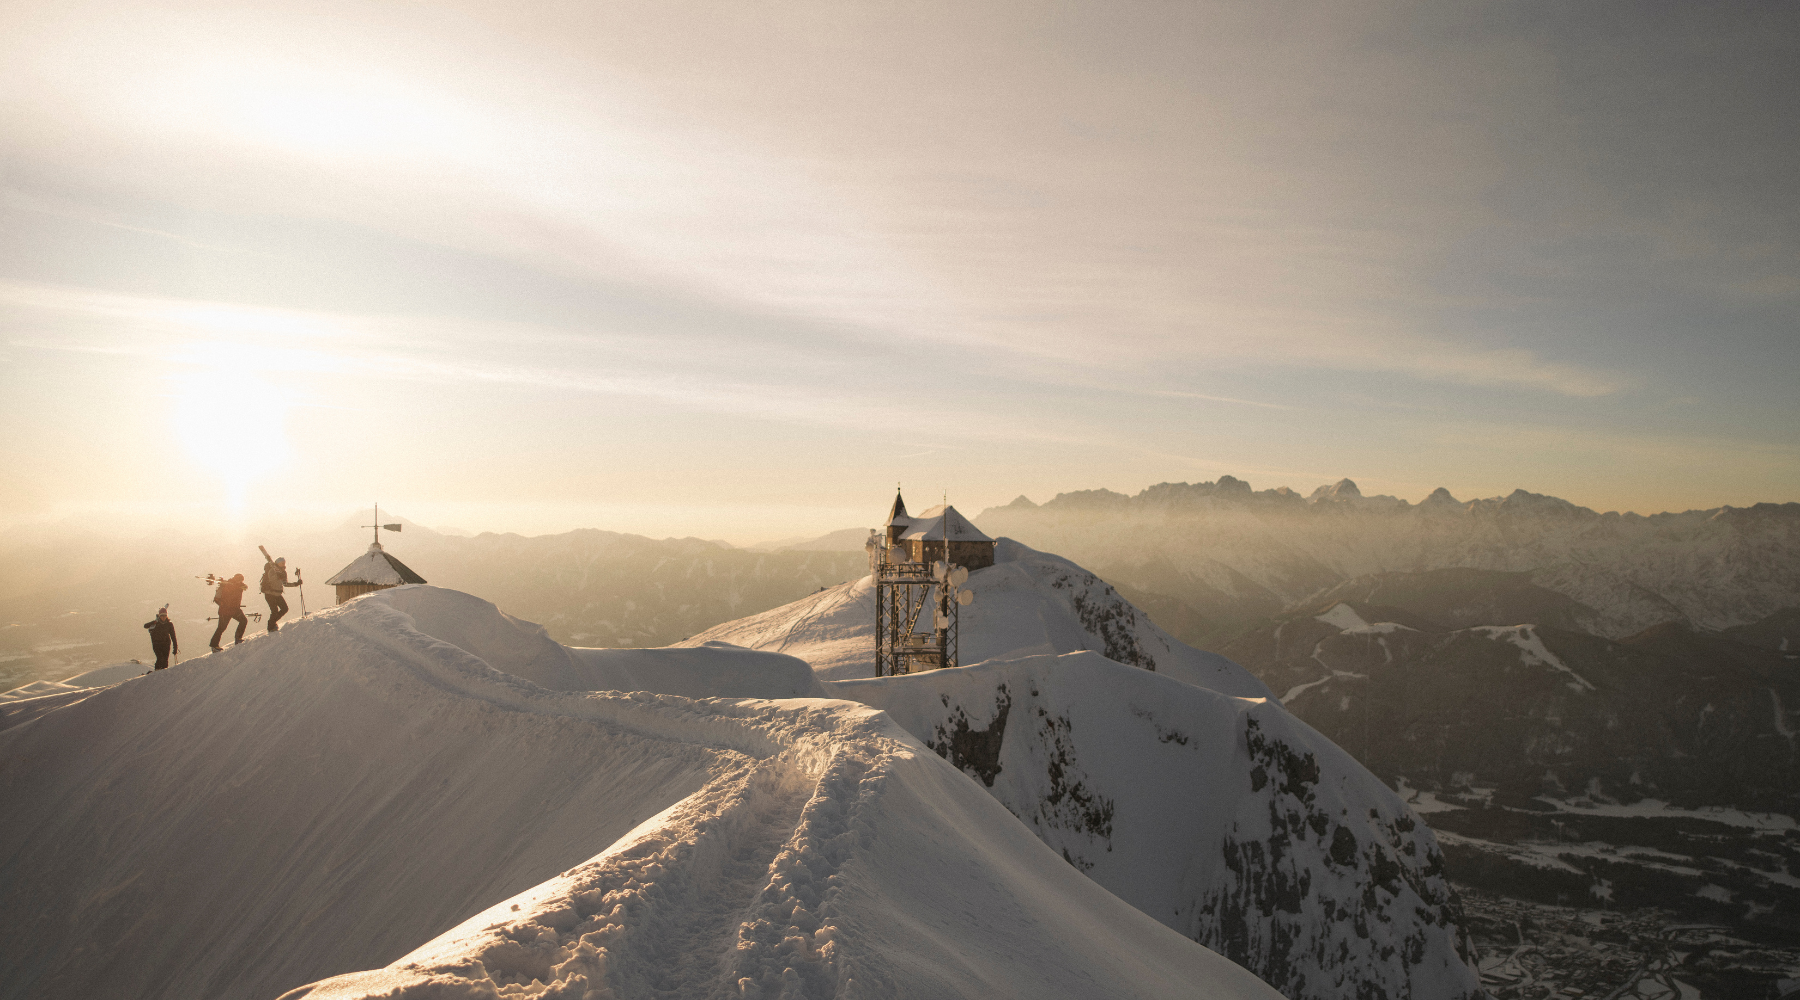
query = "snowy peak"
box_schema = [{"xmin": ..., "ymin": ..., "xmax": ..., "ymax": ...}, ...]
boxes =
[
  {"xmin": 1, "ymin": 585, "xmax": 1285, "ymax": 1000},
  {"xmin": 1309, "ymin": 477, "xmax": 1362, "ymax": 501},
  {"xmin": 681, "ymin": 538, "xmax": 1274, "ymax": 699}
]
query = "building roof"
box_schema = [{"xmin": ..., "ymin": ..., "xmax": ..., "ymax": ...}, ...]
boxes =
[
  {"xmin": 886, "ymin": 491, "xmax": 911, "ymax": 529},
  {"xmin": 897, "ymin": 505, "xmax": 994, "ymax": 543},
  {"xmin": 325, "ymin": 542, "xmax": 427, "ymax": 587}
]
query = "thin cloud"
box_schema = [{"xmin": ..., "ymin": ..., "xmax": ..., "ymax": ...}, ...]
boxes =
[{"xmin": 1143, "ymin": 390, "xmax": 1292, "ymax": 411}]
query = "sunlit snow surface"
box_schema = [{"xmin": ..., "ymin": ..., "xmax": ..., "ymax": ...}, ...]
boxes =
[
  {"xmin": 691, "ymin": 540, "xmax": 1479, "ymax": 1000},
  {"xmin": 0, "ymin": 586, "xmax": 1281, "ymax": 1000},
  {"xmin": 682, "ymin": 538, "xmax": 1274, "ymax": 699}
]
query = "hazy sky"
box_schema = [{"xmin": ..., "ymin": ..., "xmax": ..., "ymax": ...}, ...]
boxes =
[{"xmin": 3, "ymin": 0, "xmax": 1796, "ymax": 543}]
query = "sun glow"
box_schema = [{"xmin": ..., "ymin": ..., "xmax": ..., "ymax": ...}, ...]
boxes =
[
  {"xmin": 168, "ymin": 346, "xmax": 298, "ymax": 518},
  {"xmin": 167, "ymin": 56, "xmax": 488, "ymax": 165}
]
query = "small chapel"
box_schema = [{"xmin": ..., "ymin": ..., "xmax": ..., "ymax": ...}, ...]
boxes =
[{"xmin": 324, "ymin": 507, "xmax": 427, "ymax": 604}]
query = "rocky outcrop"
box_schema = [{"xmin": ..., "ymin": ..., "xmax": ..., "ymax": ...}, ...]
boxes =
[{"xmin": 836, "ymin": 654, "xmax": 1482, "ymax": 1000}]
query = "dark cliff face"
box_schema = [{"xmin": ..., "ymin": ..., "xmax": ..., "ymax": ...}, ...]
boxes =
[
  {"xmin": 1201, "ymin": 716, "xmax": 1475, "ymax": 1000},
  {"xmin": 843, "ymin": 656, "xmax": 1483, "ymax": 1000}
]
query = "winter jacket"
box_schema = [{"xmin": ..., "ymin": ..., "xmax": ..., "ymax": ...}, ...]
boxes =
[
  {"xmin": 261, "ymin": 562, "xmax": 298, "ymax": 595},
  {"xmin": 215, "ymin": 579, "xmax": 248, "ymax": 611},
  {"xmin": 143, "ymin": 617, "xmax": 178, "ymax": 652}
]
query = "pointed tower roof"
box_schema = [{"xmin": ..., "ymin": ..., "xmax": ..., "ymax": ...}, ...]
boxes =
[
  {"xmin": 886, "ymin": 490, "xmax": 912, "ymax": 528},
  {"xmin": 325, "ymin": 542, "xmax": 427, "ymax": 587}
]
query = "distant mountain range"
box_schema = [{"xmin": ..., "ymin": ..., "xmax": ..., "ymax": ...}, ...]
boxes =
[
  {"xmin": 962, "ymin": 478, "xmax": 1800, "ymax": 948},
  {"xmin": 973, "ymin": 478, "xmax": 1800, "ymax": 649}
]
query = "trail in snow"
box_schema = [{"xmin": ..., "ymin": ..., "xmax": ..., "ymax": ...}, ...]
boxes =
[
  {"xmin": 629, "ymin": 763, "xmax": 812, "ymax": 997},
  {"xmin": 4, "ymin": 586, "xmax": 1283, "ymax": 1000}
]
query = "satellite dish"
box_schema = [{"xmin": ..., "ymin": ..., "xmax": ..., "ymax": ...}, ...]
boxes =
[
  {"xmin": 933, "ymin": 560, "xmax": 948, "ymax": 581},
  {"xmin": 889, "ymin": 545, "xmax": 908, "ymax": 563},
  {"xmin": 958, "ymin": 590, "xmax": 974, "ymax": 606},
  {"xmin": 950, "ymin": 566, "xmax": 969, "ymax": 587}
]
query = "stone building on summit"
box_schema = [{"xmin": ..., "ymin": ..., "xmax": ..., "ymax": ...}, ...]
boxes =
[
  {"xmin": 866, "ymin": 490, "xmax": 995, "ymax": 676},
  {"xmin": 875, "ymin": 492, "xmax": 997, "ymax": 570}
]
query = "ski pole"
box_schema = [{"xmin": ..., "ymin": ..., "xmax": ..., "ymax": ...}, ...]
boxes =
[{"xmin": 297, "ymin": 571, "xmax": 307, "ymax": 616}]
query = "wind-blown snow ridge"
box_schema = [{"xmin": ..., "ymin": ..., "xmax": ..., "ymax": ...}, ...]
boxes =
[
  {"xmin": 683, "ymin": 538, "xmax": 1273, "ymax": 699},
  {"xmin": 0, "ymin": 586, "xmax": 1280, "ymax": 1000}
]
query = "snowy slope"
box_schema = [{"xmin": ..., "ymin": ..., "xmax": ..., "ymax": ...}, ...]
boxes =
[
  {"xmin": 681, "ymin": 539, "xmax": 1273, "ymax": 698},
  {"xmin": 376, "ymin": 585, "xmax": 826, "ymax": 699},
  {"xmin": 836, "ymin": 654, "xmax": 1481, "ymax": 1000},
  {"xmin": 0, "ymin": 586, "xmax": 1280, "ymax": 1000}
]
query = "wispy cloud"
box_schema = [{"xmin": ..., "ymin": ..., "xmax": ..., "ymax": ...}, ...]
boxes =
[
  {"xmin": 0, "ymin": 4, "xmax": 1638, "ymax": 401},
  {"xmin": 0, "ymin": 282, "xmax": 1114, "ymax": 450},
  {"xmin": 1141, "ymin": 390, "xmax": 1292, "ymax": 411}
]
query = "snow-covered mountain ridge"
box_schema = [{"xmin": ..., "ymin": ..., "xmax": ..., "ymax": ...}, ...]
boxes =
[
  {"xmin": 0, "ymin": 586, "xmax": 1282, "ymax": 1000},
  {"xmin": 691, "ymin": 540, "xmax": 1480, "ymax": 999},
  {"xmin": 680, "ymin": 539, "xmax": 1272, "ymax": 698},
  {"xmin": 977, "ymin": 479, "xmax": 1800, "ymax": 646},
  {"xmin": 0, "ymin": 522, "xmax": 867, "ymax": 692}
]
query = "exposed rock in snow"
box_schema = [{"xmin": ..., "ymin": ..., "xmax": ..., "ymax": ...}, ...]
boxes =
[
  {"xmin": 0, "ymin": 586, "xmax": 1282, "ymax": 1000},
  {"xmin": 680, "ymin": 539, "xmax": 1274, "ymax": 699},
  {"xmin": 834, "ymin": 653, "xmax": 1482, "ymax": 1000}
]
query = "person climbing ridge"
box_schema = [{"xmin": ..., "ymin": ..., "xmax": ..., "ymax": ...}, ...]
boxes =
[
  {"xmin": 259, "ymin": 546, "xmax": 302, "ymax": 632},
  {"xmin": 209, "ymin": 572, "xmax": 250, "ymax": 650},
  {"xmin": 143, "ymin": 605, "xmax": 178, "ymax": 669}
]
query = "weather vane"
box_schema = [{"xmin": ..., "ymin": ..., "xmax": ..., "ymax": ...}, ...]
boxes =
[{"xmin": 362, "ymin": 503, "xmax": 403, "ymax": 548}]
